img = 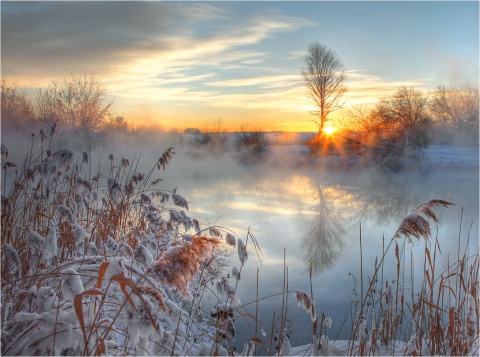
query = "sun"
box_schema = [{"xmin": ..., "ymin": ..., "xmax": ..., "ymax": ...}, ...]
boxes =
[{"xmin": 323, "ymin": 126, "xmax": 336, "ymax": 135}]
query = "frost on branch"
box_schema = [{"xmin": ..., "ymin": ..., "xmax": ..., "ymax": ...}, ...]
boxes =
[{"xmin": 147, "ymin": 236, "xmax": 221, "ymax": 299}]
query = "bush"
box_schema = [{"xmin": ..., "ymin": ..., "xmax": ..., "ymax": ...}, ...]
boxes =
[{"xmin": 233, "ymin": 127, "xmax": 269, "ymax": 164}]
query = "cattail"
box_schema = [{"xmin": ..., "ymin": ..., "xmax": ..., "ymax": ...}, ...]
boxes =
[
  {"xmin": 394, "ymin": 213, "xmax": 431, "ymax": 242},
  {"xmin": 148, "ymin": 236, "xmax": 221, "ymax": 299},
  {"xmin": 83, "ymin": 180, "xmax": 92, "ymax": 192},
  {"xmin": 25, "ymin": 168, "xmax": 36, "ymax": 182},
  {"xmin": 216, "ymin": 277, "xmax": 235, "ymax": 296}
]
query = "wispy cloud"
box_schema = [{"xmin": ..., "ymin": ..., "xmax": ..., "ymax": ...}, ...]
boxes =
[
  {"xmin": 344, "ymin": 71, "xmax": 432, "ymax": 105},
  {"xmin": 207, "ymin": 74, "xmax": 301, "ymax": 88}
]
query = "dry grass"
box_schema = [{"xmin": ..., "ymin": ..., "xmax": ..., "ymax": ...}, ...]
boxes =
[{"xmin": 1, "ymin": 126, "xmax": 251, "ymax": 356}]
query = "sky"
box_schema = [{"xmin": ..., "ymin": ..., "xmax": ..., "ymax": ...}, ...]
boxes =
[{"xmin": 2, "ymin": 1, "xmax": 478, "ymax": 132}]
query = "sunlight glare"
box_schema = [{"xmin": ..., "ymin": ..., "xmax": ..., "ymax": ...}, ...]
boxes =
[{"xmin": 323, "ymin": 126, "xmax": 335, "ymax": 135}]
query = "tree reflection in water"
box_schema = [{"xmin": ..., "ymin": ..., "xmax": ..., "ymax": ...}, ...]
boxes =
[{"xmin": 302, "ymin": 182, "xmax": 345, "ymax": 274}]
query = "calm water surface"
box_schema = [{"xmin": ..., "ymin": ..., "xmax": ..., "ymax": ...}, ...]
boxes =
[{"xmin": 160, "ymin": 151, "xmax": 479, "ymax": 351}]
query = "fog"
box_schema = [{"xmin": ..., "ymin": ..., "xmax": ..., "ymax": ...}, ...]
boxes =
[{"xmin": 1, "ymin": 128, "xmax": 478, "ymax": 350}]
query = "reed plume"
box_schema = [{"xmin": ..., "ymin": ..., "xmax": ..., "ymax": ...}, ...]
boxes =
[
  {"xmin": 394, "ymin": 199, "xmax": 454, "ymax": 242},
  {"xmin": 147, "ymin": 236, "xmax": 221, "ymax": 299}
]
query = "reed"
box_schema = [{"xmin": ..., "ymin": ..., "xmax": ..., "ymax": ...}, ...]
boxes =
[{"xmin": 1, "ymin": 126, "xmax": 254, "ymax": 356}]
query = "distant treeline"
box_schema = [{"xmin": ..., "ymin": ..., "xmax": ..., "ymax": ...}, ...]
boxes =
[{"xmin": 2, "ymin": 74, "xmax": 478, "ymax": 149}]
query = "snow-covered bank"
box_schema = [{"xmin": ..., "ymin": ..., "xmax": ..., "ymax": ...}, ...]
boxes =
[{"xmin": 422, "ymin": 145, "xmax": 479, "ymax": 172}]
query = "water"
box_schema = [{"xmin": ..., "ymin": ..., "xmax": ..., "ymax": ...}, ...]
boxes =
[
  {"xmin": 160, "ymin": 148, "xmax": 479, "ymax": 352},
  {"xmin": 2, "ymin": 132, "xmax": 478, "ymax": 352}
]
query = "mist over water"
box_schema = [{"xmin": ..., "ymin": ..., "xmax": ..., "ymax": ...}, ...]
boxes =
[
  {"xmin": 2, "ymin": 129, "xmax": 478, "ymax": 351},
  {"xmin": 97, "ymin": 132, "xmax": 477, "ymax": 350}
]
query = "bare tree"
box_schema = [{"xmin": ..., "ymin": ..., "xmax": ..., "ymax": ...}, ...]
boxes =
[
  {"xmin": 35, "ymin": 73, "xmax": 113, "ymax": 133},
  {"xmin": 372, "ymin": 86, "xmax": 430, "ymax": 148},
  {"xmin": 430, "ymin": 85, "xmax": 479, "ymax": 130},
  {"xmin": 1, "ymin": 79, "xmax": 35, "ymax": 130},
  {"xmin": 302, "ymin": 42, "xmax": 347, "ymax": 135},
  {"xmin": 339, "ymin": 104, "xmax": 385, "ymax": 133}
]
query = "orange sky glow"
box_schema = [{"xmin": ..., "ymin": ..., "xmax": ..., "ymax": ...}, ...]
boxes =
[{"xmin": 2, "ymin": 2, "xmax": 478, "ymax": 133}]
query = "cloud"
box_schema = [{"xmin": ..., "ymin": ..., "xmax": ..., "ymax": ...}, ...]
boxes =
[
  {"xmin": 344, "ymin": 71, "xmax": 431, "ymax": 105},
  {"xmin": 207, "ymin": 74, "xmax": 301, "ymax": 88},
  {"xmin": 2, "ymin": 2, "xmax": 312, "ymax": 78}
]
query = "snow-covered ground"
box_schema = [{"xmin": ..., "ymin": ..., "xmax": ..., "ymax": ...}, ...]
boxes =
[{"xmin": 422, "ymin": 145, "xmax": 479, "ymax": 171}]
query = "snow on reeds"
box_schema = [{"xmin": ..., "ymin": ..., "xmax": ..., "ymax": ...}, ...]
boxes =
[{"xmin": 0, "ymin": 128, "xmax": 250, "ymax": 356}]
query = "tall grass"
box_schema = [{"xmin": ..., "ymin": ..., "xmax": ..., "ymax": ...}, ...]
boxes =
[{"xmin": 1, "ymin": 125, "xmax": 255, "ymax": 356}]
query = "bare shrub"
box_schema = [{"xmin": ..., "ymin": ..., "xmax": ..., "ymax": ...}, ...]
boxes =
[{"xmin": 233, "ymin": 125, "xmax": 270, "ymax": 164}]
